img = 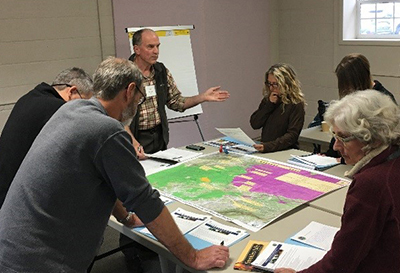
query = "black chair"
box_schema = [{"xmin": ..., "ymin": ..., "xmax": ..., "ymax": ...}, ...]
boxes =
[{"xmin": 307, "ymin": 100, "xmax": 329, "ymax": 154}]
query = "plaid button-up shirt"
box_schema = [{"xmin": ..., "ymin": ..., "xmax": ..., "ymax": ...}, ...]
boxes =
[{"xmin": 138, "ymin": 66, "xmax": 186, "ymax": 130}]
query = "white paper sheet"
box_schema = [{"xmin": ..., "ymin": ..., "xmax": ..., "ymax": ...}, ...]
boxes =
[
  {"xmin": 187, "ymin": 219, "xmax": 249, "ymax": 247},
  {"xmin": 290, "ymin": 221, "xmax": 339, "ymax": 251},
  {"xmin": 215, "ymin": 128, "xmax": 256, "ymax": 146},
  {"xmin": 139, "ymin": 208, "xmax": 210, "ymax": 236}
]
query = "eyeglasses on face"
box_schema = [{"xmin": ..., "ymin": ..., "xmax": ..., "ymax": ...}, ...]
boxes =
[
  {"xmin": 265, "ymin": 81, "xmax": 279, "ymax": 89},
  {"xmin": 332, "ymin": 132, "xmax": 356, "ymax": 147},
  {"xmin": 52, "ymin": 83, "xmax": 82, "ymax": 99},
  {"xmin": 125, "ymin": 83, "xmax": 146, "ymax": 105},
  {"xmin": 136, "ymin": 86, "xmax": 146, "ymax": 105}
]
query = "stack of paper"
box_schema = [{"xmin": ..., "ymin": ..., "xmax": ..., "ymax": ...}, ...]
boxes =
[{"xmin": 287, "ymin": 154, "xmax": 339, "ymax": 171}]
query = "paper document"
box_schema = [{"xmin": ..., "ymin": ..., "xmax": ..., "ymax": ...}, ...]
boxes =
[
  {"xmin": 146, "ymin": 147, "xmax": 202, "ymax": 163},
  {"xmin": 288, "ymin": 154, "xmax": 339, "ymax": 171},
  {"xmin": 290, "ymin": 221, "xmax": 339, "ymax": 251},
  {"xmin": 187, "ymin": 219, "xmax": 249, "ymax": 247},
  {"xmin": 216, "ymin": 128, "xmax": 256, "ymax": 146},
  {"xmin": 251, "ymin": 241, "xmax": 326, "ymax": 272},
  {"xmin": 140, "ymin": 158, "xmax": 173, "ymax": 176},
  {"xmin": 139, "ymin": 208, "xmax": 210, "ymax": 236}
]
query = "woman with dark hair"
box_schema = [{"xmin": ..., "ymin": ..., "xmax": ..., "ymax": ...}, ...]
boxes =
[
  {"xmin": 335, "ymin": 53, "xmax": 395, "ymax": 101},
  {"xmin": 250, "ymin": 63, "xmax": 306, "ymax": 153},
  {"xmin": 324, "ymin": 53, "xmax": 396, "ymax": 159}
]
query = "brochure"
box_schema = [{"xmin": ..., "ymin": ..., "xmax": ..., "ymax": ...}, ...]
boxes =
[
  {"xmin": 251, "ymin": 241, "xmax": 326, "ymax": 272},
  {"xmin": 234, "ymin": 240, "xmax": 269, "ymax": 272}
]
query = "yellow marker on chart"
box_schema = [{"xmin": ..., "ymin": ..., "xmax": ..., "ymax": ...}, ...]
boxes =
[{"xmin": 155, "ymin": 30, "xmax": 190, "ymax": 37}]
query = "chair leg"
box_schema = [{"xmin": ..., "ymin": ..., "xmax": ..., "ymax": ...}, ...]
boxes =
[{"xmin": 86, "ymin": 241, "xmax": 138, "ymax": 272}]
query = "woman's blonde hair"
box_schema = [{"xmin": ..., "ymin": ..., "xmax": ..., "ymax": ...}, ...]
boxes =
[{"xmin": 263, "ymin": 63, "xmax": 305, "ymax": 106}]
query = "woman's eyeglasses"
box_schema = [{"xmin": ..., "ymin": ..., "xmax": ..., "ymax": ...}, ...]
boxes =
[
  {"xmin": 265, "ymin": 81, "xmax": 279, "ymax": 89},
  {"xmin": 52, "ymin": 83, "xmax": 82, "ymax": 99},
  {"xmin": 332, "ymin": 132, "xmax": 356, "ymax": 147}
]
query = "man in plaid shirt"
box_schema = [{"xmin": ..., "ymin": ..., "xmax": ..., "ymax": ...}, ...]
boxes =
[{"xmin": 127, "ymin": 28, "xmax": 230, "ymax": 159}]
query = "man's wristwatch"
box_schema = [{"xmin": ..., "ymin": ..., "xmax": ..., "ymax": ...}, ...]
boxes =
[{"xmin": 118, "ymin": 212, "xmax": 134, "ymax": 225}]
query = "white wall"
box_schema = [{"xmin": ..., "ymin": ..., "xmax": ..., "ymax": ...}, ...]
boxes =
[{"xmin": 0, "ymin": 0, "xmax": 114, "ymax": 131}]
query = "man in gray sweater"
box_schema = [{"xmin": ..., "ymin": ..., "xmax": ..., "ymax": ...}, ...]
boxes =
[{"xmin": 0, "ymin": 57, "xmax": 229, "ymax": 273}]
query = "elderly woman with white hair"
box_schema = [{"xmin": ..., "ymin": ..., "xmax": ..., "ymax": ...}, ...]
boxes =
[{"xmin": 276, "ymin": 90, "xmax": 400, "ymax": 273}]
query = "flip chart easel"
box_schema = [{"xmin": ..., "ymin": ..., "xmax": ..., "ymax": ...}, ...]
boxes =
[{"xmin": 125, "ymin": 25, "xmax": 204, "ymax": 141}]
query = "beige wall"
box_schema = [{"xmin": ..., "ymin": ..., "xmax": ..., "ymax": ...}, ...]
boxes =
[
  {"xmin": 112, "ymin": 0, "xmax": 278, "ymax": 147},
  {"xmin": 278, "ymin": 0, "xmax": 400, "ymax": 127},
  {"xmin": 2, "ymin": 0, "xmax": 399, "ymax": 147},
  {"xmin": 0, "ymin": 0, "xmax": 114, "ymax": 130},
  {"xmin": 0, "ymin": 0, "xmax": 279, "ymax": 148}
]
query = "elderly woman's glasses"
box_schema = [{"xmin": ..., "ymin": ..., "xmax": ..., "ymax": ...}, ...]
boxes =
[
  {"xmin": 332, "ymin": 132, "xmax": 356, "ymax": 147},
  {"xmin": 265, "ymin": 81, "xmax": 279, "ymax": 89}
]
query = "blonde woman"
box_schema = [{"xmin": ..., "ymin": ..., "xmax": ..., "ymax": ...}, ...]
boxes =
[{"xmin": 250, "ymin": 63, "xmax": 306, "ymax": 152}]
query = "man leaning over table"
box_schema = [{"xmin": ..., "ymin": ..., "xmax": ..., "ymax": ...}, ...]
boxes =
[
  {"xmin": 0, "ymin": 57, "xmax": 229, "ymax": 273},
  {"xmin": 0, "ymin": 67, "xmax": 93, "ymax": 209}
]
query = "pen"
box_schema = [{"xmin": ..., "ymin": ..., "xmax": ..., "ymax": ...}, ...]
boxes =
[
  {"xmin": 220, "ymin": 241, "xmax": 224, "ymax": 246},
  {"xmin": 262, "ymin": 243, "xmax": 282, "ymax": 266}
]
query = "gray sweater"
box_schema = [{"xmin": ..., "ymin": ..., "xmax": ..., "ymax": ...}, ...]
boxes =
[{"xmin": 0, "ymin": 98, "xmax": 164, "ymax": 272}]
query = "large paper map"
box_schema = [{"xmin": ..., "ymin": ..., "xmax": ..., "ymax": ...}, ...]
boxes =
[{"xmin": 147, "ymin": 152, "xmax": 350, "ymax": 232}]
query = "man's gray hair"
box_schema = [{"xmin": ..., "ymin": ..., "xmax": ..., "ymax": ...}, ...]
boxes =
[
  {"xmin": 132, "ymin": 28, "xmax": 155, "ymax": 47},
  {"xmin": 93, "ymin": 57, "xmax": 143, "ymax": 100},
  {"xmin": 52, "ymin": 67, "xmax": 93, "ymax": 97},
  {"xmin": 325, "ymin": 89, "xmax": 400, "ymax": 152}
]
